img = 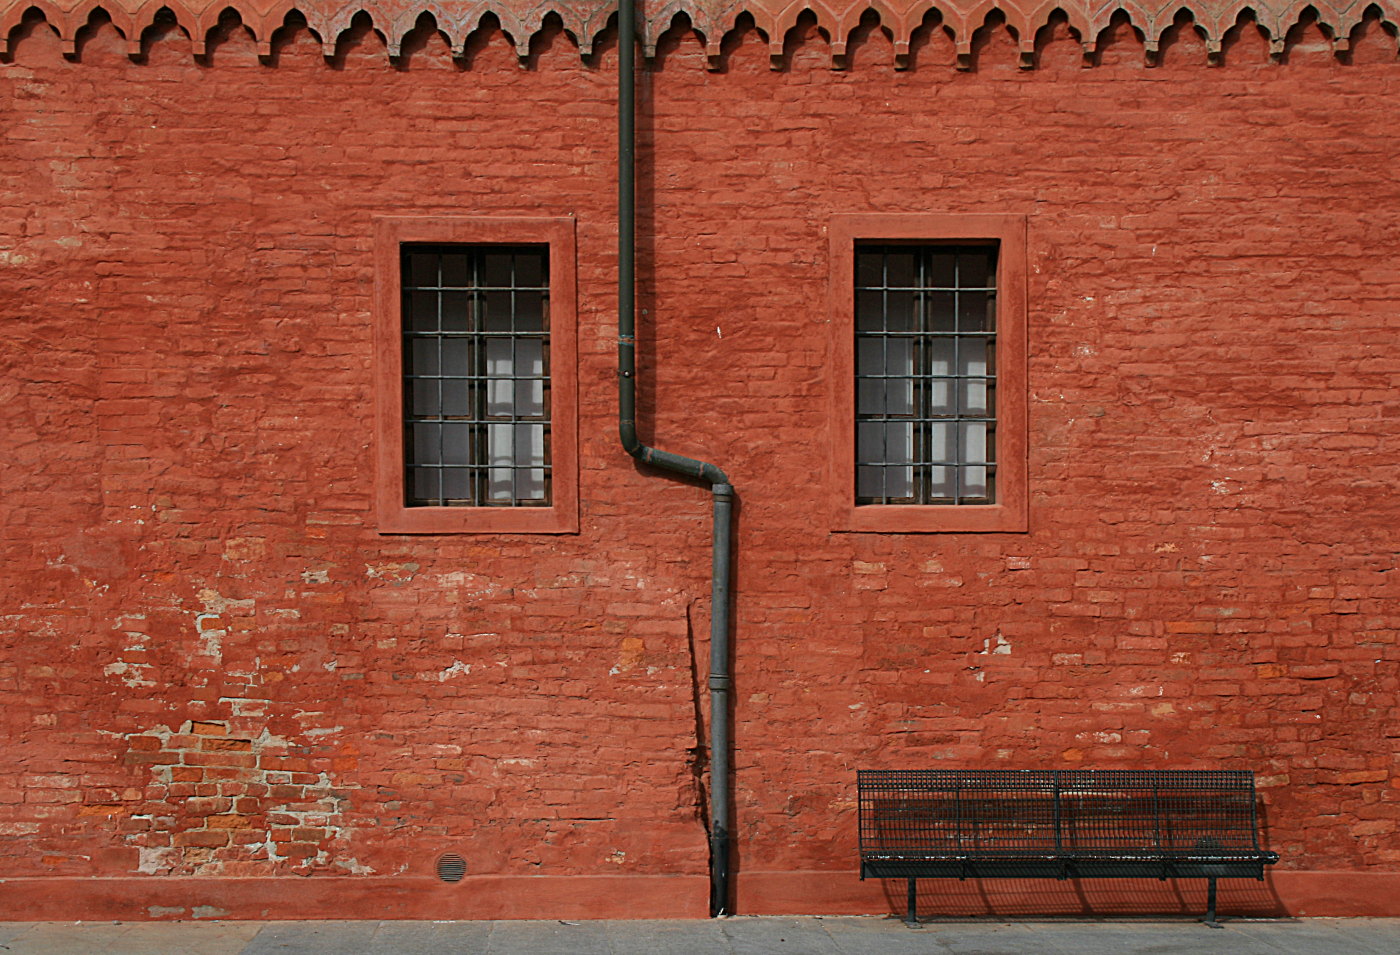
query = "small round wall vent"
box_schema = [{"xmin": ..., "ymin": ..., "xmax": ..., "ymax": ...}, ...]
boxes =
[{"xmin": 436, "ymin": 853, "xmax": 467, "ymax": 883}]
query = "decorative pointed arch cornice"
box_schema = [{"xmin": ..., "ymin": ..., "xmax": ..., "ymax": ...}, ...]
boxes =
[{"xmin": 2, "ymin": 0, "xmax": 1396, "ymax": 64}]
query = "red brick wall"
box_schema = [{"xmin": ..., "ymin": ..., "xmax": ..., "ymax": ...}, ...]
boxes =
[{"xmin": 1, "ymin": 6, "xmax": 1397, "ymax": 917}]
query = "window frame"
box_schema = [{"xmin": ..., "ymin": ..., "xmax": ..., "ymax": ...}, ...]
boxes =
[
  {"xmin": 373, "ymin": 216, "xmax": 578, "ymax": 534},
  {"xmin": 828, "ymin": 213, "xmax": 1028, "ymax": 534}
]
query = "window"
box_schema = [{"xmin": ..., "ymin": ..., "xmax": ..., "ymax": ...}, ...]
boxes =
[
  {"xmin": 829, "ymin": 214, "xmax": 1027, "ymax": 533},
  {"xmin": 374, "ymin": 217, "xmax": 577, "ymax": 534},
  {"xmin": 402, "ymin": 245, "xmax": 550, "ymax": 507}
]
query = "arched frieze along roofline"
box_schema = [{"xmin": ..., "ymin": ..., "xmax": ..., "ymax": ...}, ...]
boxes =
[
  {"xmin": 642, "ymin": 3, "xmax": 698, "ymax": 56},
  {"xmin": 1346, "ymin": 0, "xmax": 1400, "ymax": 49},
  {"xmin": 1271, "ymin": 0, "xmax": 1343, "ymax": 52},
  {"xmin": 769, "ymin": 1, "xmax": 836, "ymax": 62},
  {"xmin": 1025, "ymin": 1, "xmax": 1092, "ymax": 54},
  {"xmin": 1, "ymin": 0, "xmax": 1390, "ymax": 65},
  {"xmin": 825, "ymin": 2, "xmax": 918, "ymax": 68},
  {"xmin": 64, "ymin": 0, "xmax": 133, "ymax": 53},
  {"xmin": 129, "ymin": 1, "xmax": 195, "ymax": 55},
  {"xmin": 694, "ymin": 6, "xmax": 775, "ymax": 67}
]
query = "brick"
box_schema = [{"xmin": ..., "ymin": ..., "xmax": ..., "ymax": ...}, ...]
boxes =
[{"xmin": 0, "ymin": 11, "xmax": 1396, "ymax": 909}]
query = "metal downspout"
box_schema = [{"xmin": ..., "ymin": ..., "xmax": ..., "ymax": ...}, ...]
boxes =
[{"xmin": 617, "ymin": 0, "xmax": 735, "ymax": 917}]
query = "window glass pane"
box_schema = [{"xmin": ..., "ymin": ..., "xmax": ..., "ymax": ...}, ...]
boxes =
[
  {"xmin": 926, "ymin": 466, "xmax": 953, "ymax": 500},
  {"xmin": 929, "ymin": 253, "xmax": 956, "ymax": 288},
  {"xmin": 884, "ymin": 252, "xmax": 915, "ymax": 288},
  {"xmin": 515, "ymin": 339, "xmax": 544, "ymax": 377},
  {"xmin": 926, "ymin": 376, "xmax": 953, "ymax": 418},
  {"xmin": 515, "ymin": 424, "xmax": 545, "ymax": 467},
  {"xmin": 485, "ymin": 339, "xmax": 514, "ymax": 415},
  {"xmin": 410, "ymin": 423, "xmax": 441, "ymax": 465},
  {"xmin": 857, "ymin": 377, "xmax": 883, "ymax": 416},
  {"xmin": 885, "ymin": 338, "xmax": 913, "ymax": 377},
  {"xmin": 484, "ymin": 291, "xmax": 513, "ymax": 332},
  {"xmin": 441, "ymin": 291, "xmax": 471, "ymax": 332},
  {"xmin": 959, "ymin": 339, "xmax": 989, "ymax": 416},
  {"xmin": 515, "ymin": 378, "xmax": 544, "ymax": 417},
  {"xmin": 962, "ymin": 466, "xmax": 988, "ymax": 500},
  {"xmin": 926, "ymin": 340, "xmax": 954, "ymax": 416},
  {"xmin": 958, "ymin": 291, "xmax": 992, "ymax": 333},
  {"xmin": 442, "ymin": 423, "xmax": 472, "ymax": 466},
  {"xmin": 517, "ymin": 468, "xmax": 547, "ymax": 501},
  {"xmin": 409, "ymin": 339, "xmax": 439, "ymax": 376},
  {"xmin": 441, "ymin": 468, "xmax": 471, "ymax": 502},
  {"xmin": 487, "ymin": 469, "xmax": 514, "ymax": 502},
  {"xmin": 410, "ymin": 378, "xmax": 439, "ymax": 418},
  {"xmin": 487, "ymin": 423, "xmax": 513, "ymax": 468},
  {"xmin": 482, "ymin": 254, "xmax": 514, "ymax": 287},
  {"xmin": 855, "ymin": 291, "xmax": 883, "ymax": 331},
  {"xmin": 440, "ymin": 254, "xmax": 470, "ymax": 288},
  {"xmin": 959, "ymin": 338, "xmax": 987, "ymax": 376},
  {"xmin": 514, "ymin": 253, "xmax": 544, "ymax": 288},
  {"xmin": 410, "ymin": 467, "xmax": 440, "ymax": 502},
  {"xmin": 857, "ymin": 421, "xmax": 887, "ymax": 463},
  {"xmin": 408, "ymin": 291, "xmax": 438, "ymax": 331},
  {"xmin": 961, "ymin": 421, "xmax": 989, "ymax": 465},
  {"xmin": 856, "ymin": 338, "xmax": 884, "ymax": 378},
  {"xmin": 958, "ymin": 250, "xmax": 992, "ymax": 288},
  {"xmin": 441, "ymin": 379, "xmax": 472, "ymax": 418},
  {"xmin": 928, "ymin": 292, "xmax": 956, "ymax": 332},
  {"xmin": 884, "ymin": 422, "xmax": 913, "ymax": 466},
  {"xmin": 856, "ymin": 252, "xmax": 882, "ymax": 288},
  {"xmin": 515, "ymin": 292, "xmax": 545, "ymax": 332},
  {"xmin": 884, "ymin": 463, "xmax": 913, "ymax": 500},
  {"xmin": 856, "ymin": 465, "xmax": 883, "ymax": 501},
  {"xmin": 926, "ymin": 422, "xmax": 953, "ymax": 465},
  {"xmin": 885, "ymin": 291, "xmax": 916, "ymax": 332},
  {"xmin": 407, "ymin": 253, "xmax": 438, "ymax": 288},
  {"xmin": 441, "ymin": 338, "xmax": 470, "ymax": 375},
  {"xmin": 960, "ymin": 378, "xmax": 988, "ymax": 417}
]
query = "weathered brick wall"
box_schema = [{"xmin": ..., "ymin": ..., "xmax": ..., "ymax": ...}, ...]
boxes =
[{"xmin": 1, "ymin": 3, "xmax": 1397, "ymax": 915}]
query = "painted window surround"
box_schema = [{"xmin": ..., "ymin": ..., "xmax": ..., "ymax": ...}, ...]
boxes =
[
  {"xmin": 373, "ymin": 215, "xmax": 579, "ymax": 534},
  {"xmin": 828, "ymin": 213, "xmax": 1028, "ymax": 533}
]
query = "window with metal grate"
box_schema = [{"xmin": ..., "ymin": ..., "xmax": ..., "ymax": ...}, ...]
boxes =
[
  {"xmin": 855, "ymin": 244, "xmax": 998, "ymax": 506},
  {"xmin": 374, "ymin": 216, "xmax": 577, "ymax": 535},
  {"xmin": 828, "ymin": 213, "xmax": 1026, "ymax": 534},
  {"xmin": 401, "ymin": 245, "xmax": 551, "ymax": 508}
]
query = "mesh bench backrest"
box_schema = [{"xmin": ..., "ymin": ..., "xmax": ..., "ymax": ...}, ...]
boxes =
[{"xmin": 858, "ymin": 770, "xmax": 1262, "ymax": 857}]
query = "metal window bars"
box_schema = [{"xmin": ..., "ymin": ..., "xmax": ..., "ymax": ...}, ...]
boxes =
[
  {"xmin": 402, "ymin": 245, "xmax": 552, "ymax": 507},
  {"xmin": 855, "ymin": 245, "xmax": 998, "ymax": 506}
]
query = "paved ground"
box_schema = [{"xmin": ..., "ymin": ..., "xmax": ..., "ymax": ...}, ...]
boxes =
[{"xmin": 0, "ymin": 917, "xmax": 1396, "ymax": 954}]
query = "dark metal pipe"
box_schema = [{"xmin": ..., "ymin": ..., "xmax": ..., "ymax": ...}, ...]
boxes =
[
  {"xmin": 708, "ymin": 483, "xmax": 733, "ymax": 912},
  {"xmin": 618, "ymin": 0, "xmax": 734, "ymax": 916}
]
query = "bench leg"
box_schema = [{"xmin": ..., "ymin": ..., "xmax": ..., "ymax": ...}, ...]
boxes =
[
  {"xmin": 904, "ymin": 877, "xmax": 921, "ymax": 928},
  {"xmin": 1201, "ymin": 876, "xmax": 1222, "ymax": 929}
]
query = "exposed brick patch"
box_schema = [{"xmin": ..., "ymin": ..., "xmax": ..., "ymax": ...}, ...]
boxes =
[{"xmin": 120, "ymin": 721, "xmax": 365, "ymax": 876}]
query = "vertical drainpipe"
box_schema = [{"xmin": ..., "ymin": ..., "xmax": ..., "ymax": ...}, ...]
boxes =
[{"xmin": 617, "ymin": 0, "xmax": 735, "ymax": 917}]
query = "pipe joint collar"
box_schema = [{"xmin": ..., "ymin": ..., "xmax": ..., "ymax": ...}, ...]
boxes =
[{"xmin": 708, "ymin": 674, "xmax": 733, "ymax": 692}]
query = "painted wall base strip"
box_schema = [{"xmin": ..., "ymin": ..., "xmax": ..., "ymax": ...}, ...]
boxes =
[
  {"xmin": 0, "ymin": 875, "xmax": 709, "ymax": 921},
  {"xmin": 739, "ymin": 870, "xmax": 1400, "ymax": 919}
]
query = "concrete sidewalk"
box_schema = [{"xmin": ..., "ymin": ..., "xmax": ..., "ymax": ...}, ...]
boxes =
[{"xmin": 0, "ymin": 917, "xmax": 1397, "ymax": 954}]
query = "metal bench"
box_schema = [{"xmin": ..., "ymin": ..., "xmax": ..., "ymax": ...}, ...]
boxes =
[{"xmin": 858, "ymin": 769, "xmax": 1279, "ymax": 927}]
